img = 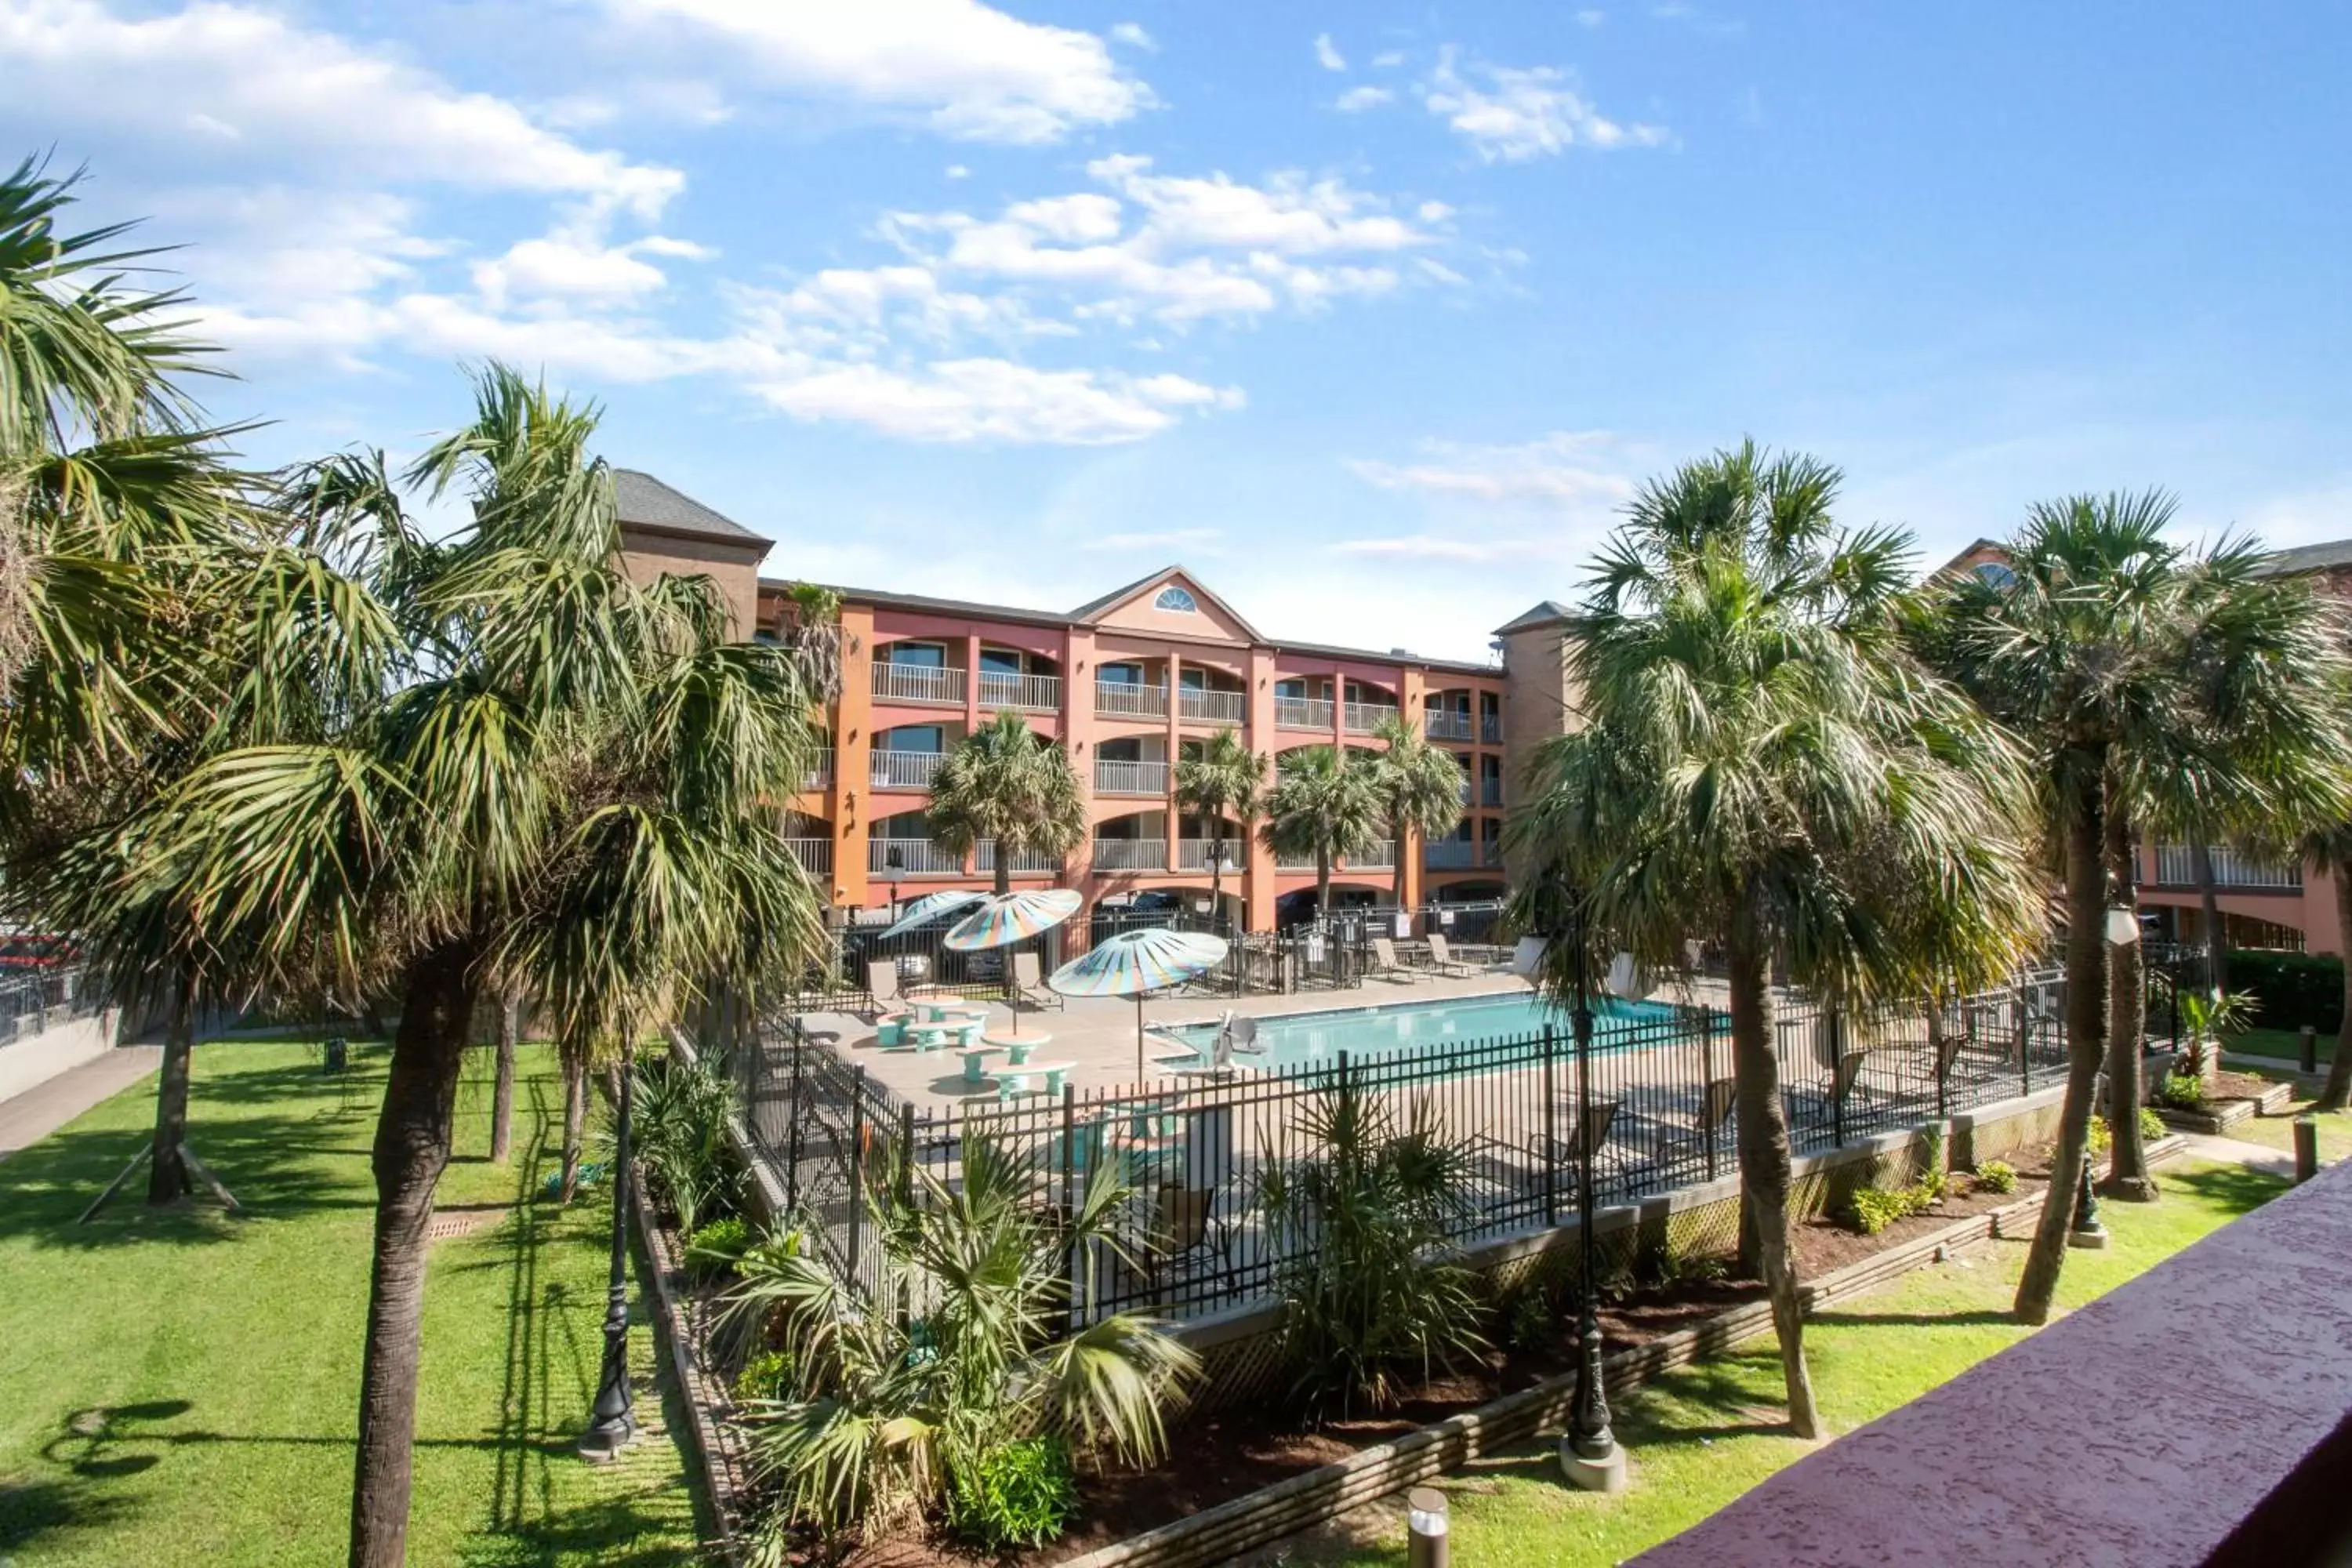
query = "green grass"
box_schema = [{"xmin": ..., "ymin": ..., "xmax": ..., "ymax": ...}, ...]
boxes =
[
  {"xmin": 2223, "ymin": 1026, "xmax": 2334, "ymax": 1065},
  {"xmin": 0, "ymin": 1039, "xmax": 709, "ymax": 1568},
  {"xmin": 2218, "ymin": 1094, "xmax": 2352, "ymax": 1165},
  {"xmin": 1272, "ymin": 1160, "xmax": 2282, "ymax": 1568}
]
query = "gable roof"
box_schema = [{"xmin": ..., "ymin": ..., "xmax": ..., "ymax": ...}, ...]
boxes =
[
  {"xmin": 2253, "ymin": 538, "xmax": 2352, "ymax": 577},
  {"xmin": 1067, "ymin": 564, "xmax": 1264, "ymax": 641},
  {"xmin": 1494, "ymin": 600, "xmax": 1573, "ymax": 635},
  {"xmin": 613, "ymin": 469, "xmax": 771, "ymax": 547}
]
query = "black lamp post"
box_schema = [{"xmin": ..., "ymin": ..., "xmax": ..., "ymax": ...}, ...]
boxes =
[
  {"xmin": 1558, "ymin": 902, "xmax": 1623, "ymax": 1490},
  {"xmin": 578, "ymin": 1045, "xmax": 639, "ymax": 1461}
]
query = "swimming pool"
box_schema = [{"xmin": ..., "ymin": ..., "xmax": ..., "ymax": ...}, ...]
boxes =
[{"xmin": 1166, "ymin": 990, "xmax": 1692, "ymax": 1072}]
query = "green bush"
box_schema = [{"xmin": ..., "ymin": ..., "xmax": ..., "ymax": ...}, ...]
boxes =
[
  {"xmin": 946, "ymin": 1436, "xmax": 1078, "ymax": 1551},
  {"xmin": 2140, "ymin": 1106, "xmax": 2167, "ymax": 1145},
  {"xmin": 2229, "ymin": 950, "xmax": 2344, "ymax": 1034},
  {"xmin": 2160, "ymin": 1073, "xmax": 2205, "ymax": 1112},
  {"xmin": 1847, "ymin": 1186, "xmax": 1912, "ymax": 1236},
  {"xmin": 687, "ymin": 1215, "xmax": 751, "ymax": 1279},
  {"xmin": 1974, "ymin": 1160, "xmax": 2017, "ymax": 1194},
  {"xmin": 733, "ymin": 1348, "xmax": 795, "ymax": 1403}
]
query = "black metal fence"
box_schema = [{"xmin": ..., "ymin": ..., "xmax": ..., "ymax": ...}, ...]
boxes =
[{"xmin": 729, "ymin": 964, "xmax": 2072, "ymax": 1326}]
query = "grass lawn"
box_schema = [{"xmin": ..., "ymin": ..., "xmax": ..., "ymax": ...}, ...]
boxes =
[
  {"xmin": 0, "ymin": 1038, "xmax": 709, "ymax": 1568},
  {"xmin": 1264, "ymin": 1159, "xmax": 2283, "ymax": 1568},
  {"xmin": 2224, "ymin": 1026, "xmax": 2335, "ymax": 1065},
  {"xmin": 2218, "ymin": 1094, "xmax": 2352, "ymax": 1167}
]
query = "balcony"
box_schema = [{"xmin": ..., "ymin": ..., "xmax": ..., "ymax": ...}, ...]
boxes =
[
  {"xmin": 783, "ymin": 837, "xmax": 833, "ymax": 875},
  {"xmin": 1425, "ymin": 710, "xmax": 1474, "ymax": 742},
  {"xmin": 975, "ymin": 843, "xmax": 1062, "ymax": 877},
  {"xmin": 1344, "ymin": 702, "xmax": 1400, "ymax": 735},
  {"xmin": 1094, "ymin": 757, "xmax": 1168, "ymax": 797},
  {"xmin": 1094, "ymin": 680, "xmax": 1168, "ymax": 721},
  {"xmin": 868, "ymin": 837, "xmax": 964, "ymax": 877},
  {"xmin": 2151, "ymin": 844, "xmax": 2302, "ymax": 891},
  {"xmin": 870, "ymin": 750, "xmax": 946, "ymax": 791},
  {"xmin": 872, "ymin": 662, "xmax": 966, "ymax": 706},
  {"xmin": 1425, "ymin": 840, "xmax": 1476, "ymax": 870},
  {"xmin": 1092, "ymin": 839, "xmax": 1168, "ymax": 872},
  {"xmin": 1275, "ymin": 695, "xmax": 1334, "ymax": 731},
  {"xmin": 1178, "ymin": 837, "xmax": 1246, "ymax": 872},
  {"xmin": 801, "ymin": 747, "xmax": 833, "ymax": 792},
  {"xmin": 1481, "ymin": 713, "xmax": 1501, "ymax": 745},
  {"xmin": 1348, "ymin": 840, "xmax": 1398, "ymax": 870},
  {"xmin": 976, "ymin": 670, "xmax": 1061, "ymax": 713},
  {"xmin": 1178, "ymin": 687, "xmax": 1247, "ymax": 725},
  {"xmin": 1480, "ymin": 779, "xmax": 1503, "ymax": 808}
]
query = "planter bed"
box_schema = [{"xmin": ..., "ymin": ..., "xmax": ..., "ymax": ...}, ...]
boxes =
[{"xmin": 2157, "ymin": 1073, "xmax": 2295, "ymax": 1134}]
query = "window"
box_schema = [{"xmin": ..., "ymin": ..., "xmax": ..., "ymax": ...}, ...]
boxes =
[
  {"xmin": 887, "ymin": 641, "xmax": 946, "ymax": 668},
  {"xmin": 1973, "ymin": 561, "xmax": 2017, "ymax": 590},
  {"xmin": 1099, "ymin": 661, "xmax": 1145, "ymax": 685},
  {"xmin": 1275, "ymin": 678, "xmax": 1308, "ymax": 699},
  {"xmin": 881, "ymin": 725, "xmax": 945, "ymax": 753},
  {"xmin": 1154, "ymin": 585, "xmax": 1199, "ymax": 613},
  {"xmin": 979, "ymin": 648, "xmax": 1024, "ymax": 676}
]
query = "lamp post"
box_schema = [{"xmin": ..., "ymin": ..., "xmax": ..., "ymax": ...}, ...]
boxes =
[
  {"xmin": 1558, "ymin": 903, "xmax": 1626, "ymax": 1494},
  {"xmin": 578, "ymin": 1041, "xmax": 639, "ymax": 1460},
  {"xmin": 2073, "ymin": 906, "xmax": 2136, "ymax": 1251}
]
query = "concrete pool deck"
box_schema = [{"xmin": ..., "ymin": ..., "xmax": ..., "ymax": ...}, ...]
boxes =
[{"xmin": 798, "ymin": 966, "xmax": 1740, "ymax": 1114}]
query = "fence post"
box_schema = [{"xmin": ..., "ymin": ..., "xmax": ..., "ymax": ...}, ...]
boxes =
[
  {"xmin": 847, "ymin": 1066, "xmax": 866, "ymax": 1283},
  {"xmin": 1829, "ymin": 1007, "xmax": 1846, "ymax": 1148},
  {"xmin": 2016, "ymin": 993, "xmax": 2032, "ymax": 1098},
  {"xmin": 1700, "ymin": 1010, "xmax": 1719, "ymax": 1181},
  {"xmin": 1542, "ymin": 1024, "xmax": 1559, "ymax": 1227},
  {"xmin": 898, "ymin": 1103, "xmax": 916, "ymax": 1207},
  {"xmin": 783, "ymin": 1021, "xmax": 806, "ymax": 1209},
  {"xmin": 1062, "ymin": 1085, "xmax": 1080, "ymax": 1332}
]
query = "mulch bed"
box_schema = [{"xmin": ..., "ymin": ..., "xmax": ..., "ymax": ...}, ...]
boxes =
[{"xmin": 800, "ymin": 1141, "xmax": 2073, "ymax": 1567}]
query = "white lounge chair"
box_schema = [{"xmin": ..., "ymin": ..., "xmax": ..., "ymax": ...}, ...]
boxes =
[{"xmin": 1426, "ymin": 933, "xmax": 1474, "ymax": 978}]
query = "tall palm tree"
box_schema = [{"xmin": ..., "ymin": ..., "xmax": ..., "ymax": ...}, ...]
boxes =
[
  {"xmin": 927, "ymin": 710, "xmax": 1088, "ymax": 894},
  {"xmin": 1920, "ymin": 495, "xmax": 2350, "ymax": 1322},
  {"xmin": 1515, "ymin": 444, "xmax": 2042, "ymax": 1436},
  {"xmin": 1263, "ymin": 746, "xmax": 1381, "ymax": 920},
  {"xmin": 2307, "ymin": 822, "xmax": 2352, "ymax": 1114},
  {"xmin": 1368, "ymin": 713, "xmax": 1465, "ymax": 909},
  {"xmin": 101, "ymin": 363, "xmax": 826, "ymax": 1567},
  {"xmin": 1174, "ymin": 726, "xmax": 1266, "ymax": 923}
]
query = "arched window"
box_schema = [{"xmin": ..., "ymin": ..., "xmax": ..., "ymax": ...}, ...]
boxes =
[
  {"xmin": 1973, "ymin": 561, "xmax": 2017, "ymax": 590},
  {"xmin": 1154, "ymin": 585, "xmax": 1199, "ymax": 613}
]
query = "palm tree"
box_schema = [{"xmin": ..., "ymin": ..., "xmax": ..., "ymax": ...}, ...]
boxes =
[
  {"xmin": 1368, "ymin": 713, "xmax": 1465, "ymax": 910},
  {"xmin": 1514, "ymin": 444, "xmax": 2042, "ymax": 1436},
  {"xmin": 1921, "ymin": 495, "xmax": 2351, "ymax": 1322},
  {"xmin": 102, "ymin": 362, "xmax": 826, "ymax": 1566},
  {"xmin": 1263, "ymin": 746, "xmax": 1381, "ymax": 920},
  {"xmin": 2308, "ymin": 822, "xmax": 2352, "ymax": 1113},
  {"xmin": 927, "ymin": 710, "xmax": 1089, "ymax": 894},
  {"xmin": 1174, "ymin": 726, "xmax": 1266, "ymax": 923}
]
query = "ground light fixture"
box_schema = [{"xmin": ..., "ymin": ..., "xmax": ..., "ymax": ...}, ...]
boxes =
[{"xmin": 1555, "ymin": 913, "xmax": 1629, "ymax": 1494}]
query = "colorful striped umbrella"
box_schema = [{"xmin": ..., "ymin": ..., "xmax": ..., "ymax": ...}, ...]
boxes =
[
  {"xmin": 877, "ymin": 890, "xmax": 986, "ymax": 939},
  {"xmin": 942, "ymin": 888, "xmax": 1084, "ymax": 1037},
  {"xmin": 1049, "ymin": 927, "xmax": 1232, "ymax": 1079}
]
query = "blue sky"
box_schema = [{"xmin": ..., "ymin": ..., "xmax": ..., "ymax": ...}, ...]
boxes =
[{"xmin": 5, "ymin": 1, "xmax": 2346, "ymax": 659}]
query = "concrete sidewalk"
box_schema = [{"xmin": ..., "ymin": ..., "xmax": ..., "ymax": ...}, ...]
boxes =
[{"xmin": 0, "ymin": 1045, "xmax": 160, "ymax": 1163}]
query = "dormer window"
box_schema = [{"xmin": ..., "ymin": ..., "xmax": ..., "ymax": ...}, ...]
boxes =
[{"xmin": 1154, "ymin": 585, "xmax": 1199, "ymax": 614}]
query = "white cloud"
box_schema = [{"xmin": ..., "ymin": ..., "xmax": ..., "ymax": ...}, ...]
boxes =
[
  {"xmin": 1109, "ymin": 21, "xmax": 1155, "ymax": 50},
  {"xmin": 1336, "ymin": 85, "xmax": 1395, "ymax": 112},
  {"xmin": 473, "ymin": 230, "xmax": 713, "ymax": 310},
  {"xmin": 1314, "ymin": 32, "xmax": 1347, "ymax": 71},
  {"xmin": 746, "ymin": 359, "xmax": 1240, "ymax": 445},
  {"xmin": 606, "ymin": 0, "xmax": 1151, "ymax": 143},
  {"xmin": 1421, "ymin": 48, "xmax": 1667, "ymax": 162},
  {"xmin": 1348, "ymin": 432, "xmax": 1639, "ymax": 512},
  {"xmin": 0, "ymin": 0, "xmax": 680, "ymax": 214}
]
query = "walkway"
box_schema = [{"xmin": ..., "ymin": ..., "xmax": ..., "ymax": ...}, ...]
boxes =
[
  {"xmin": 0, "ymin": 1045, "xmax": 160, "ymax": 1162},
  {"xmin": 2175, "ymin": 1130, "xmax": 2298, "ymax": 1181}
]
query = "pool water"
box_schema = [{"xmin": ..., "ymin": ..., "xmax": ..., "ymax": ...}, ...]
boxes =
[{"xmin": 1168, "ymin": 990, "xmax": 1690, "ymax": 1071}]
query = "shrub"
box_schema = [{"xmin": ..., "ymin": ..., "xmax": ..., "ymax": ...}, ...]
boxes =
[
  {"xmin": 2086, "ymin": 1114, "xmax": 2111, "ymax": 1158},
  {"xmin": 687, "ymin": 1215, "xmax": 751, "ymax": 1279},
  {"xmin": 946, "ymin": 1436, "xmax": 1078, "ymax": 1552},
  {"xmin": 2160, "ymin": 1073, "xmax": 2205, "ymax": 1112},
  {"xmin": 2139, "ymin": 1106, "xmax": 2167, "ymax": 1145},
  {"xmin": 1975, "ymin": 1160, "xmax": 2018, "ymax": 1195},
  {"xmin": 1503, "ymin": 1287, "xmax": 1555, "ymax": 1354},
  {"xmin": 2229, "ymin": 950, "xmax": 2343, "ymax": 1034},
  {"xmin": 1848, "ymin": 1185, "xmax": 1913, "ymax": 1236},
  {"xmin": 733, "ymin": 1348, "xmax": 795, "ymax": 1404},
  {"xmin": 619, "ymin": 1053, "xmax": 742, "ymax": 1235}
]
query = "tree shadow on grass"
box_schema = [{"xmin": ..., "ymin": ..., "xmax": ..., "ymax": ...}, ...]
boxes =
[
  {"xmin": 1806, "ymin": 1308, "xmax": 2013, "ymax": 1330},
  {"xmin": 2165, "ymin": 1162, "xmax": 2287, "ymax": 1215}
]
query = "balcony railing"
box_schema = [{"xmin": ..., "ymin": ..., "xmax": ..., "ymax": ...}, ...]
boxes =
[
  {"xmin": 1178, "ymin": 837, "xmax": 1246, "ymax": 872},
  {"xmin": 783, "ymin": 837, "xmax": 833, "ymax": 876},
  {"xmin": 976, "ymin": 670, "xmax": 1061, "ymax": 713},
  {"xmin": 869, "ymin": 750, "xmax": 946, "ymax": 791},
  {"xmin": 1178, "ymin": 688, "xmax": 1247, "ymax": 725},
  {"xmin": 1425, "ymin": 710, "xmax": 1474, "ymax": 742},
  {"xmin": 2151, "ymin": 844, "xmax": 2303, "ymax": 891},
  {"xmin": 1094, "ymin": 757, "xmax": 1168, "ymax": 796},
  {"xmin": 1348, "ymin": 840, "xmax": 1398, "ymax": 870},
  {"xmin": 1344, "ymin": 702, "xmax": 1400, "ymax": 735},
  {"xmin": 1094, "ymin": 680, "xmax": 1168, "ymax": 720},
  {"xmin": 1479, "ymin": 779, "xmax": 1503, "ymax": 808},
  {"xmin": 1425, "ymin": 840, "xmax": 1476, "ymax": 870},
  {"xmin": 976, "ymin": 843, "xmax": 1062, "ymax": 876},
  {"xmin": 1481, "ymin": 713, "xmax": 1501, "ymax": 745},
  {"xmin": 872, "ymin": 662, "xmax": 967, "ymax": 706},
  {"xmin": 1092, "ymin": 838, "xmax": 1168, "ymax": 872},
  {"xmin": 1275, "ymin": 695, "xmax": 1334, "ymax": 731},
  {"xmin": 801, "ymin": 748, "xmax": 833, "ymax": 792},
  {"xmin": 869, "ymin": 838, "xmax": 964, "ymax": 877}
]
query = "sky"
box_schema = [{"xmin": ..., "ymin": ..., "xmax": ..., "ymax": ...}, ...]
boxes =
[{"xmin": 5, "ymin": 1, "xmax": 2347, "ymax": 661}]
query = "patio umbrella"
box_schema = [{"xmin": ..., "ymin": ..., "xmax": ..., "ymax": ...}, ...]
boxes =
[
  {"xmin": 1049, "ymin": 927, "xmax": 1231, "ymax": 1080},
  {"xmin": 942, "ymin": 889, "xmax": 1083, "ymax": 1037},
  {"xmin": 877, "ymin": 889, "xmax": 986, "ymax": 939}
]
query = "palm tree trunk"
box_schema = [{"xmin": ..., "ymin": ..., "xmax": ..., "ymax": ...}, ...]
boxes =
[
  {"xmin": 144, "ymin": 967, "xmax": 195, "ymax": 1203},
  {"xmin": 489, "ymin": 989, "xmax": 520, "ymax": 1165},
  {"xmin": 1725, "ymin": 912, "xmax": 1820, "ymax": 1438},
  {"xmin": 1316, "ymin": 848, "xmax": 1331, "ymax": 918},
  {"xmin": 2100, "ymin": 785, "xmax": 2155, "ymax": 1199},
  {"xmin": 2316, "ymin": 869, "xmax": 2352, "ymax": 1112},
  {"xmin": 2016, "ymin": 766, "xmax": 2108, "ymax": 1324},
  {"xmin": 348, "ymin": 941, "xmax": 479, "ymax": 1568},
  {"xmin": 1390, "ymin": 812, "xmax": 1408, "ymax": 911},
  {"xmin": 992, "ymin": 833, "xmax": 1012, "ymax": 896},
  {"xmin": 561, "ymin": 1045, "xmax": 586, "ymax": 1203},
  {"xmin": 2193, "ymin": 838, "xmax": 2228, "ymax": 1000}
]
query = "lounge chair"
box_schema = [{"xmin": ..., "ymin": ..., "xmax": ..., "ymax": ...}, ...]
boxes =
[
  {"xmin": 1011, "ymin": 950, "xmax": 1064, "ymax": 1012},
  {"xmin": 1830, "ymin": 1050, "xmax": 1870, "ymax": 1111},
  {"xmin": 1649, "ymin": 1076, "xmax": 1736, "ymax": 1167},
  {"xmin": 1370, "ymin": 936, "xmax": 1414, "ymax": 982},
  {"xmin": 866, "ymin": 959, "xmax": 940, "ymax": 1019},
  {"xmin": 1426, "ymin": 933, "xmax": 1474, "ymax": 978}
]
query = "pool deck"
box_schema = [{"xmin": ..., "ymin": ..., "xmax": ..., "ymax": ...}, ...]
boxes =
[{"xmin": 800, "ymin": 965, "xmax": 1739, "ymax": 1114}]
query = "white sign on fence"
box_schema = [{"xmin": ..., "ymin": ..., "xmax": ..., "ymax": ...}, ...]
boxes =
[
  {"xmin": 1439, "ymin": 908, "xmax": 1455, "ymax": 927},
  {"xmin": 1394, "ymin": 913, "xmax": 1412, "ymax": 938},
  {"xmin": 1305, "ymin": 935, "xmax": 1327, "ymax": 963}
]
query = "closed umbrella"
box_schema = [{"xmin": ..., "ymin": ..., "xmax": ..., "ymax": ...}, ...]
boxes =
[
  {"xmin": 942, "ymin": 889, "xmax": 1083, "ymax": 1036},
  {"xmin": 1049, "ymin": 927, "xmax": 1230, "ymax": 1080}
]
